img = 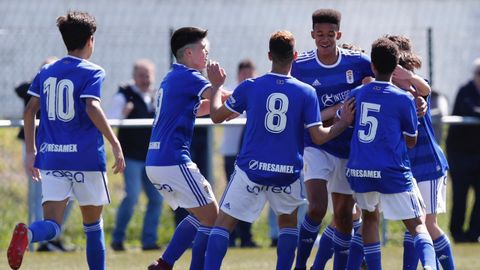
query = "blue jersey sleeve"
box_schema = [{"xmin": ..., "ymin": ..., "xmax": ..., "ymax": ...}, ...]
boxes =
[
  {"xmin": 225, "ymin": 80, "xmax": 250, "ymax": 114},
  {"xmin": 304, "ymin": 87, "xmax": 322, "ymax": 128},
  {"xmin": 191, "ymin": 71, "xmax": 212, "ymax": 97},
  {"xmin": 401, "ymin": 94, "xmax": 418, "ymax": 137},
  {"xmin": 80, "ymin": 68, "xmax": 105, "ymax": 101},
  {"xmin": 27, "ymin": 71, "xmax": 41, "ymax": 97}
]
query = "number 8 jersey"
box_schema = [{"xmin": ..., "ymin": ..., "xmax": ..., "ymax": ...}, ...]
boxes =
[
  {"xmin": 225, "ymin": 73, "xmax": 322, "ymax": 186},
  {"xmin": 346, "ymin": 81, "xmax": 418, "ymax": 194},
  {"xmin": 27, "ymin": 55, "xmax": 107, "ymax": 171}
]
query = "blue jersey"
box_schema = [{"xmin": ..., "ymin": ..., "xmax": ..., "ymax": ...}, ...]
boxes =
[
  {"xmin": 292, "ymin": 48, "xmax": 373, "ymax": 158},
  {"xmin": 225, "ymin": 73, "xmax": 322, "ymax": 186},
  {"xmin": 27, "ymin": 55, "xmax": 107, "ymax": 171},
  {"xmin": 346, "ymin": 81, "xmax": 418, "ymax": 194},
  {"xmin": 408, "ymin": 95, "xmax": 449, "ymax": 181},
  {"xmin": 146, "ymin": 64, "xmax": 211, "ymax": 166}
]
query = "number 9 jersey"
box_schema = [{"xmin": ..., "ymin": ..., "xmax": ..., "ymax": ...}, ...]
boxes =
[
  {"xmin": 27, "ymin": 55, "xmax": 107, "ymax": 171},
  {"xmin": 225, "ymin": 73, "xmax": 322, "ymax": 187},
  {"xmin": 346, "ymin": 81, "xmax": 418, "ymax": 194}
]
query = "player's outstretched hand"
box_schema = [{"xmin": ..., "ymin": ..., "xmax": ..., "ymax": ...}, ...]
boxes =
[
  {"xmin": 207, "ymin": 60, "xmax": 226, "ymax": 89},
  {"xmin": 340, "ymin": 97, "xmax": 356, "ymax": 125},
  {"xmin": 25, "ymin": 152, "xmax": 41, "ymax": 181},
  {"xmin": 392, "ymin": 65, "xmax": 413, "ymax": 81},
  {"xmin": 111, "ymin": 143, "xmax": 125, "ymax": 174},
  {"xmin": 415, "ymin": 96, "xmax": 427, "ymax": 118}
]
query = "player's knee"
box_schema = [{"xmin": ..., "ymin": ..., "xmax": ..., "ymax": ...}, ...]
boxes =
[{"xmin": 307, "ymin": 204, "xmax": 327, "ymax": 221}]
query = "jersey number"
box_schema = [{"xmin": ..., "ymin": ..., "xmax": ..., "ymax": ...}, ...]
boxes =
[
  {"xmin": 358, "ymin": 102, "xmax": 381, "ymax": 143},
  {"xmin": 44, "ymin": 77, "xmax": 75, "ymax": 122},
  {"xmin": 264, "ymin": 93, "xmax": 289, "ymax": 133},
  {"xmin": 153, "ymin": 88, "xmax": 164, "ymax": 126}
]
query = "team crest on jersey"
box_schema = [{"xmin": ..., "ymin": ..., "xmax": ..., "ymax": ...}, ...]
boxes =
[{"xmin": 346, "ymin": 70, "xmax": 354, "ymax": 84}]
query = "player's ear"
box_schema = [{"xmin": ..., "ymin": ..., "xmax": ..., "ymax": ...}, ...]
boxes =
[
  {"xmin": 310, "ymin": 30, "xmax": 315, "ymax": 39},
  {"xmin": 336, "ymin": 31, "xmax": 342, "ymax": 40},
  {"xmin": 268, "ymin": 52, "xmax": 273, "ymax": 61},
  {"xmin": 293, "ymin": 50, "xmax": 298, "ymax": 61}
]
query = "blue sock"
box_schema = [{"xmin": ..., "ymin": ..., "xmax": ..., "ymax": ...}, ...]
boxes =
[
  {"xmin": 84, "ymin": 219, "xmax": 106, "ymax": 270},
  {"xmin": 346, "ymin": 233, "xmax": 364, "ymax": 270},
  {"xmin": 163, "ymin": 215, "xmax": 200, "ymax": 266},
  {"xmin": 433, "ymin": 234, "xmax": 455, "ymax": 270},
  {"xmin": 403, "ymin": 231, "xmax": 418, "ymax": 270},
  {"xmin": 312, "ymin": 225, "xmax": 335, "ymax": 270},
  {"xmin": 414, "ymin": 233, "xmax": 436, "ymax": 269},
  {"xmin": 204, "ymin": 227, "xmax": 230, "ymax": 270},
  {"xmin": 276, "ymin": 228, "xmax": 298, "ymax": 270},
  {"xmin": 364, "ymin": 242, "xmax": 382, "ymax": 270},
  {"xmin": 29, "ymin": 219, "xmax": 60, "ymax": 243},
  {"xmin": 190, "ymin": 226, "xmax": 211, "ymax": 270},
  {"xmin": 353, "ymin": 218, "xmax": 362, "ymax": 234},
  {"xmin": 333, "ymin": 229, "xmax": 352, "ymax": 270},
  {"xmin": 295, "ymin": 215, "xmax": 320, "ymax": 268}
]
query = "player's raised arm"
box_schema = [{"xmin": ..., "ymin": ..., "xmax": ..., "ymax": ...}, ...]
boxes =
[
  {"xmin": 23, "ymin": 96, "xmax": 41, "ymax": 180},
  {"xmin": 309, "ymin": 97, "xmax": 356, "ymax": 145},
  {"xmin": 85, "ymin": 98, "xmax": 125, "ymax": 173},
  {"xmin": 207, "ymin": 61, "xmax": 234, "ymax": 123}
]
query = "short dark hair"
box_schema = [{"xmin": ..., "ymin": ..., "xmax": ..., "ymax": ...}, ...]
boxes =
[
  {"xmin": 312, "ymin": 9, "xmax": 341, "ymax": 29},
  {"xmin": 371, "ymin": 38, "xmax": 400, "ymax": 75},
  {"xmin": 385, "ymin": 35, "xmax": 412, "ymax": 52},
  {"xmin": 171, "ymin": 27, "xmax": 208, "ymax": 59},
  {"xmin": 56, "ymin": 11, "xmax": 96, "ymax": 51},
  {"xmin": 340, "ymin": 43, "xmax": 365, "ymax": 53},
  {"xmin": 237, "ymin": 59, "xmax": 255, "ymax": 73},
  {"xmin": 269, "ymin": 31, "xmax": 295, "ymax": 65}
]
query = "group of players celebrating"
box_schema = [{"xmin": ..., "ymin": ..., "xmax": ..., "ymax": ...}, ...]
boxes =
[{"xmin": 7, "ymin": 7, "xmax": 455, "ymax": 270}]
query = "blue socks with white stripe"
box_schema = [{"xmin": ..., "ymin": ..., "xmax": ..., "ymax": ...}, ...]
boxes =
[
  {"xmin": 364, "ymin": 242, "xmax": 382, "ymax": 270},
  {"xmin": 277, "ymin": 228, "xmax": 299, "ymax": 270},
  {"xmin": 434, "ymin": 234, "xmax": 455, "ymax": 270},
  {"xmin": 84, "ymin": 219, "xmax": 106, "ymax": 270},
  {"xmin": 311, "ymin": 225, "xmax": 334, "ymax": 270},
  {"xmin": 414, "ymin": 233, "xmax": 437, "ymax": 269},
  {"xmin": 190, "ymin": 226, "xmax": 211, "ymax": 270},
  {"xmin": 28, "ymin": 219, "xmax": 61, "ymax": 243},
  {"xmin": 346, "ymin": 233, "xmax": 364, "ymax": 270},
  {"xmin": 162, "ymin": 215, "xmax": 200, "ymax": 267},
  {"xmin": 403, "ymin": 231, "xmax": 419, "ymax": 270},
  {"xmin": 333, "ymin": 229, "xmax": 351, "ymax": 270},
  {"xmin": 204, "ymin": 226, "xmax": 230, "ymax": 270},
  {"xmin": 295, "ymin": 215, "xmax": 321, "ymax": 269}
]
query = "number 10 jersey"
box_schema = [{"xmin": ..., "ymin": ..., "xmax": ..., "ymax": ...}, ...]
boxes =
[{"xmin": 27, "ymin": 55, "xmax": 107, "ymax": 171}]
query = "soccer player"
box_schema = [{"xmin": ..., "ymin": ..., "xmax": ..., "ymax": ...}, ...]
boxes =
[
  {"xmin": 387, "ymin": 35, "xmax": 455, "ymax": 270},
  {"xmin": 346, "ymin": 37, "xmax": 437, "ymax": 270},
  {"xmin": 7, "ymin": 11, "xmax": 125, "ymax": 270},
  {"xmin": 145, "ymin": 27, "xmax": 227, "ymax": 270},
  {"xmin": 203, "ymin": 30, "xmax": 355, "ymax": 270},
  {"xmin": 291, "ymin": 9, "xmax": 374, "ymax": 270}
]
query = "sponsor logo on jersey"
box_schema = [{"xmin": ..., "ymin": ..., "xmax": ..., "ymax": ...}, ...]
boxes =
[
  {"xmin": 312, "ymin": 79, "xmax": 321, "ymax": 87},
  {"xmin": 320, "ymin": 90, "xmax": 350, "ymax": 107},
  {"xmin": 153, "ymin": 183, "xmax": 173, "ymax": 192},
  {"xmin": 246, "ymin": 184, "xmax": 292, "ymax": 195},
  {"xmin": 204, "ymin": 185, "xmax": 210, "ymax": 195},
  {"xmin": 276, "ymin": 79, "xmax": 285, "ymax": 85},
  {"xmin": 346, "ymin": 70, "xmax": 354, "ymax": 84},
  {"xmin": 346, "ymin": 168, "xmax": 382, "ymax": 179},
  {"xmin": 39, "ymin": 143, "xmax": 77, "ymax": 153},
  {"xmin": 248, "ymin": 160, "xmax": 294, "ymax": 174},
  {"xmin": 149, "ymin": 142, "xmax": 161, "ymax": 150},
  {"xmin": 46, "ymin": 170, "xmax": 85, "ymax": 183}
]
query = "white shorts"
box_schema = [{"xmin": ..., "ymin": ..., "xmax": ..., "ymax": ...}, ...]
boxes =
[
  {"xmin": 146, "ymin": 163, "xmax": 215, "ymax": 210},
  {"xmin": 220, "ymin": 166, "xmax": 306, "ymax": 223},
  {"xmin": 417, "ymin": 175, "xmax": 447, "ymax": 214},
  {"xmin": 41, "ymin": 170, "xmax": 110, "ymax": 206},
  {"xmin": 303, "ymin": 147, "xmax": 352, "ymax": 195},
  {"xmin": 354, "ymin": 184, "xmax": 425, "ymax": 220}
]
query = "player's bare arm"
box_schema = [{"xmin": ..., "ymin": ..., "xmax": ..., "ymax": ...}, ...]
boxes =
[
  {"xmin": 393, "ymin": 65, "xmax": 431, "ymax": 96},
  {"xmin": 85, "ymin": 98, "xmax": 125, "ymax": 174},
  {"xmin": 309, "ymin": 97, "xmax": 355, "ymax": 145},
  {"xmin": 23, "ymin": 96, "xmax": 41, "ymax": 181},
  {"xmin": 404, "ymin": 134, "xmax": 417, "ymax": 148},
  {"xmin": 207, "ymin": 61, "xmax": 233, "ymax": 123}
]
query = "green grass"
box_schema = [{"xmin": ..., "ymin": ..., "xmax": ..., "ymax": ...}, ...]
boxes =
[{"xmin": 0, "ymin": 127, "xmax": 478, "ymax": 269}]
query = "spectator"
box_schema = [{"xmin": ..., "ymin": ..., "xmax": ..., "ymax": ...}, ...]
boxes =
[
  {"xmin": 109, "ymin": 59, "xmax": 164, "ymax": 251},
  {"xmin": 15, "ymin": 56, "xmax": 73, "ymax": 252},
  {"xmin": 220, "ymin": 59, "xmax": 258, "ymax": 248},
  {"xmin": 430, "ymin": 90, "xmax": 449, "ymax": 142},
  {"xmin": 446, "ymin": 57, "xmax": 480, "ymax": 242}
]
